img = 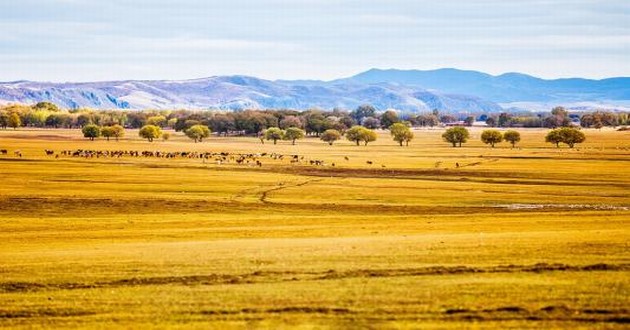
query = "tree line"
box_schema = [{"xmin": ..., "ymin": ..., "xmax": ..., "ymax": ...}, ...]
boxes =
[
  {"xmin": 1, "ymin": 102, "xmax": 627, "ymax": 132},
  {"xmin": 442, "ymin": 126, "xmax": 586, "ymax": 148}
]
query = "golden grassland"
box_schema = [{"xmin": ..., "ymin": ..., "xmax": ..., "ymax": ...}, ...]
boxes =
[{"xmin": 0, "ymin": 127, "xmax": 628, "ymax": 329}]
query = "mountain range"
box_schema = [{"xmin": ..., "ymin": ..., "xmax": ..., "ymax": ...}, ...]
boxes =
[{"xmin": 1, "ymin": 69, "xmax": 628, "ymax": 112}]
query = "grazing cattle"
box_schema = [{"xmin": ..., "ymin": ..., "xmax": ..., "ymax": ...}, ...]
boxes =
[
  {"xmin": 0, "ymin": 149, "xmax": 7, "ymax": 155},
  {"xmin": 14, "ymin": 150, "xmax": 22, "ymax": 157},
  {"xmin": 44, "ymin": 149, "xmax": 54, "ymax": 156},
  {"xmin": 366, "ymin": 161, "xmax": 373, "ymax": 165},
  {"xmin": 344, "ymin": 156, "xmax": 349, "ymax": 161}
]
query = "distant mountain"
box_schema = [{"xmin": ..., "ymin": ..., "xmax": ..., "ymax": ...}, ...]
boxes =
[
  {"xmin": 1, "ymin": 68, "xmax": 628, "ymax": 112},
  {"xmin": 340, "ymin": 68, "xmax": 630, "ymax": 104},
  {"xmin": 0, "ymin": 75, "xmax": 502, "ymax": 113}
]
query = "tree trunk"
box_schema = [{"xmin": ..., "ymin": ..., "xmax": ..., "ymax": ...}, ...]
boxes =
[
  {"xmin": 273, "ymin": 139, "xmax": 277, "ymax": 145},
  {"xmin": 356, "ymin": 140, "xmax": 360, "ymax": 146},
  {"xmin": 292, "ymin": 139, "xmax": 295, "ymax": 145}
]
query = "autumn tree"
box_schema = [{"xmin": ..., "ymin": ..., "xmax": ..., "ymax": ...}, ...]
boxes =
[
  {"xmin": 379, "ymin": 110, "xmax": 400, "ymax": 128},
  {"xmin": 283, "ymin": 127, "xmax": 305, "ymax": 145},
  {"xmin": 389, "ymin": 122, "xmax": 414, "ymax": 146},
  {"xmin": 480, "ymin": 129, "xmax": 503, "ymax": 147},
  {"xmin": 8, "ymin": 112, "xmax": 21, "ymax": 129},
  {"xmin": 442, "ymin": 127, "xmax": 469, "ymax": 147},
  {"xmin": 101, "ymin": 126, "xmax": 115, "ymax": 141},
  {"xmin": 185, "ymin": 124, "xmax": 211, "ymax": 142},
  {"xmin": 82, "ymin": 124, "xmax": 101, "ymax": 141},
  {"xmin": 320, "ymin": 129, "xmax": 341, "ymax": 145},
  {"xmin": 139, "ymin": 125, "xmax": 162, "ymax": 142},
  {"xmin": 264, "ymin": 127, "xmax": 285, "ymax": 144},
  {"xmin": 503, "ymin": 130, "xmax": 521, "ymax": 147},
  {"xmin": 545, "ymin": 129, "xmax": 563, "ymax": 147},
  {"xmin": 557, "ymin": 127, "xmax": 586, "ymax": 148}
]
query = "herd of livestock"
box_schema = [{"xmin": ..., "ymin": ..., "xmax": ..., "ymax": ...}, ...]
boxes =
[{"xmin": 0, "ymin": 148, "xmax": 344, "ymax": 167}]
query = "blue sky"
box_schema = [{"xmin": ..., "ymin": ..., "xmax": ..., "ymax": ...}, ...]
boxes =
[{"xmin": 1, "ymin": 0, "xmax": 628, "ymax": 82}]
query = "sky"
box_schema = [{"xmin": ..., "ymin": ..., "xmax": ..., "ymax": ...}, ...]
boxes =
[{"xmin": 0, "ymin": 0, "xmax": 628, "ymax": 82}]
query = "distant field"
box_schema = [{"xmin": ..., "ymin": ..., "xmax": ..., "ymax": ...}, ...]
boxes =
[{"xmin": 0, "ymin": 127, "xmax": 629, "ymax": 329}]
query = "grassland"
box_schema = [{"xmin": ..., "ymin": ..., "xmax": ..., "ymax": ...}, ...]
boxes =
[{"xmin": 0, "ymin": 127, "xmax": 628, "ymax": 329}]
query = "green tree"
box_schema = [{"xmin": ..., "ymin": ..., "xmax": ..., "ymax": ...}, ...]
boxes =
[
  {"xmin": 320, "ymin": 129, "xmax": 342, "ymax": 145},
  {"xmin": 503, "ymin": 130, "xmax": 521, "ymax": 147},
  {"xmin": 8, "ymin": 112, "xmax": 21, "ymax": 129},
  {"xmin": 480, "ymin": 129, "xmax": 503, "ymax": 147},
  {"xmin": 0, "ymin": 110, "xmax": 8, "ymax": 129},
  {"xmin": 464, "ymin": 116, "xmax": 475, "ymax": 127},
  {"xmin": 351, "ymin": 104, "xmax": 376, "ymax": 123},
  {"xmin": 346, "ymin": 126, "xmax": 377, "ymax": 146},
  {"xmin": 162, "ymin": 132, "xmax": 171, "ymax": 141},
  {"xmin": 185, "ymin": 124, "xmax": 211, "ymax": 142},
  {"xmin": 147, "ymin": 115, "xmax": 167, "ymax": 127},
  {"xmin": 139, "ymin": 125, "xmax": 162, "ymax": 142},
  {"xmin": 545, "ymin": 129, "xmax": 563, "ymax": 147},
  {"xmin": 361, "ymin": 129, "xmax": 377, "ymax": 146},
  {"xmin": 557, "ymin": 127, "xmax": 586, "ymax": 148},
  {"xmin": 379, "ymin": 110, "xmax": 400, "ymax": 128},
  {"xmin": 389, "ymin": 122, "xmax": 414, "ymax": 146},
  {"xmin": 167, "ymin": 118, "xmax": 178, "ymax": 129},
  {"xmin": 264, "ymin": 127, "xmax": 285, "ymax": 144},
  {"xmin": 442, "ymin": 127, "xmax": 470, "ymax": 147},
  {"xmin": 283, "ymin": 127, "xmax": 305, "ymax": 145},
  {"xmin": 110, "ymin": 124, "xmax": 125, "ymax": 141},
  {"xmin": 33, "ymin": 101, "xmax": 60, "ymax": 112},
  {"xmin": 345, "ymin": 126, "xmax": 367, "ymax": 146},
  {"xmin": 101, "ymin": 126, "xmax": 115, "ymax": 141},
  {"xmin": 82, "ymin": 124, "xmax": 101, "ymax": 141}
]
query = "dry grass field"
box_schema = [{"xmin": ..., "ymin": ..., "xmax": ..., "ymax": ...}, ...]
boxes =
[{"xmin": 0, "ymin": 127, "xmax": 629, "ymax": 329}]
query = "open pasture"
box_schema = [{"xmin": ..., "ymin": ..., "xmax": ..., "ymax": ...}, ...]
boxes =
[{"xmin": 0, "ymin": 128, "xmax": 629, "ymax": 328}]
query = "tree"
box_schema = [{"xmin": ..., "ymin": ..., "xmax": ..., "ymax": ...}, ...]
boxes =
[
  {"xmin": 503, "ymin": 130, "xmax": 521, "ymax": 148},
  {"xmin": 101, "ymin": 124, "xmax": 124, "ymax": 141},
  {"xmin": 146, "ymin": 115, "xmax": 167, "ymax": 127},
  {"xmin": 544, "ymin": 107, "xmax": 571, "ymax": 128},
  {"xmin": 498, "ymin": 113, "xmax": 511, "ymax": 127},
  {"xmin": 320, "ymin": 129, "xmax": 341, "ymax": 145},
  {"xmin": 442, "ymin": 127, "xmax": 469, "ymax": 147},
  {"xmin": 110, "ymin": 124, "xmax": 125, "ymax": 141},
  {"xmin": 167, "ymin": 118, "xmax": 178, "ymax": 129},
  {"xmin": 480, "ymin": 130, "xmax": 503, "ymax": 147},
  {"xmin": 545, "ymin": 129, "xmax": 563, "ymax": 147},
  {"xmin": 283, "ymin": 127, "xmax": 305, "ymax": 145},
  {"xmin": 264, "ymin": 127, "xmax": 285, "ymax": 144},
  {"xmin": 415, "ymin": 114, "xmax": 439, "ymax": 127},
  {"xmin": 279, "ymin": 115, "xmax": 303, "ymax": 129},
  {"xmin": 8, "ymin": 112, "xmax": 21, "ymax": 129},
  {"xmin": 486, "ymin": 117, "xmax": 497, "ymax": 127},
  {"xmin": 440, "ymin": 115, "xmax": 457, "ymax": 124},
  {"xmin": 162, "ymin": 132, "xmax": 171, "ymax": 141},
  {"xmin": 185, "ymin": 124, "xmax": 211, "ymax": 142},
  {"xmin": 361, "ymin": 116, "xmax": 380, "ymax": 129},
  {"xmin": 33, "ymin": 101, "xmax": 59, "ymax": 112},
  {"xmin": 464, "ymin": 116, "xmax": 475, "ymax": 127},
  {"xmin": 361, "ymin": 129, "xmax": 377, "ymax": 146},
  {"xmin": 0, "ymin": 110, "xmax": 8, "ymax": 129},
  {"xmin": 557, "ymin": 127, "xmax": 586, "ymax": 148},
  {"xmin": 139, "ymin": 125, "xmax": 162, "ymax": 142},
  {"xmin": 380, "ymin": 110, "xmax": 400, "ymax": 128},
  {"xmin": 345, "ymin": 126, "xmax": 367, "ymax": 146},
  {"xmin": 351, "ymin": 104, "xmax": 376, "ymax": 123},
  {"xmin": 101, "ymin": 126, "xmax": 115, "ymax": 141},
  {"xmin": 389, "ymin": 122, "xmax": 414, "ymax": 146},
  {"xmin": 82, "ymin": 124, "xmax": 101, "ymax": 141}
]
